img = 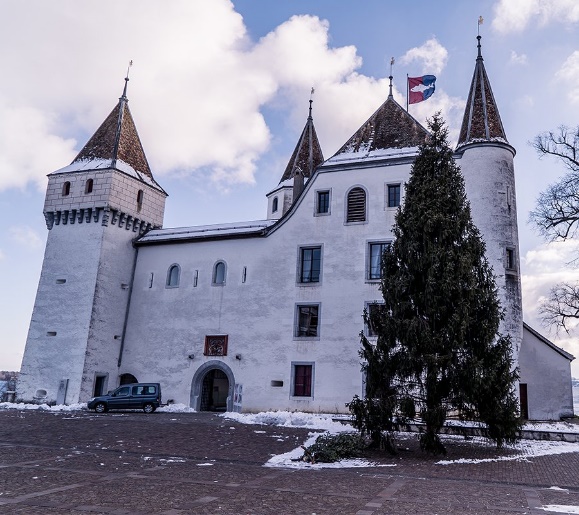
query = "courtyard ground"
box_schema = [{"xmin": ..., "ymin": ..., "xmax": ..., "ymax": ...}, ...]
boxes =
[{"xmin": 0, "ymin": 409, "xmax": 578, "ymax": 514}]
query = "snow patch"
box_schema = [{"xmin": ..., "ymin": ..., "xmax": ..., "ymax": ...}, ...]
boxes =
[{"xmin": 538, "ymin": 506, "xmax": 579, "ymax": 514}]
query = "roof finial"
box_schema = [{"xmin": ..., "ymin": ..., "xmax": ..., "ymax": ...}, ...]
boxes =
[
  {"xmin": 122, "ymin": 60, "xmax": 133, "ymax": 99},
  {"xmin": 477, "ymin": 16, "xmax": 484, "ymax": 59},
  {"xmin": 309, "ymin": 87, "xmax": 315, "ymax": 120},
  {"xmin": 388, "ymin": 57, "xmax": 395, "ymax": 98}
]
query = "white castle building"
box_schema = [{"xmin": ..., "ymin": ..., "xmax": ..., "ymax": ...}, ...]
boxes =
[{"xmin": 17, "ymin": 38, "xmax": 575, "ymax": 420}]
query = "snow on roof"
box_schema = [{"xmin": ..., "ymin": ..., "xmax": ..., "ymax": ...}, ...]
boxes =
[
  {"xmin": 51, "ymin": 158, "xmax": 165, "ymax": 192},
  {"xmin": 138, "ymin": 219, "xmax": 276, "ymax": 244},
  {"xmin": 323, "ymin": 146, "xmax": 419, "ymax": 166}
]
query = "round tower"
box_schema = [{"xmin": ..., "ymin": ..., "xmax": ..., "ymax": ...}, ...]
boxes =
[
  {"xmin": 17, "ymin": 77, "xmax": 167, "ymax": 404},
  {"xmin": 455, "ymin": 36, "xmax": 523, "ymax": 362}
]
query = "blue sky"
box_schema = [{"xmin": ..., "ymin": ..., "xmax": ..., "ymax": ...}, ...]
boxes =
[{"xmin": 1, "ymin": 0, "xmax": 579, "ymax": 375}]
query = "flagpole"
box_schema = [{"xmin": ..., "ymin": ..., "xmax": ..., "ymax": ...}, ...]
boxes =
[{"xmin": 406, "ymin": 74, "xmax": 409, "ymax": 112}]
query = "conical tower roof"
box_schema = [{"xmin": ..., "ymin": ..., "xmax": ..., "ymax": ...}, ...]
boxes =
[
  {"xmin": 333, "ymin": 84, "xmax": 429, "ymax": 157},
  {"xmin": 279, "ymin": 100, "xmax": 324, "ymax": 183},
  {"xmin": 457, "ymin": 36, "xmax": 508, "ymax": 149},
  {"xmin": 66, "ymin": 78, "xmax": 163, "ymax": 190}
]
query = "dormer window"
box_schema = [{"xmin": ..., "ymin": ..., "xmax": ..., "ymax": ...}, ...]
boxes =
[
  {"xmin": 85, "ymin": 179, "xmax": 93, "ymax": 194},
  {"xmin": 272, "ymin": 197, "xmax": 279, "ymax": 213},
  {"xmin": 62, "ymin": 181, "xmax": 71, "ymax": 196}
]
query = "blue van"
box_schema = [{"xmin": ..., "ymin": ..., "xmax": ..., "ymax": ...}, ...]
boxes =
[{"xmin": 87, "ymin": 383, "xmax": 161, "ymax": 414}]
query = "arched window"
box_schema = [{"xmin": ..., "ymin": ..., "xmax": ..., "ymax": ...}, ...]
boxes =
[
  {"xmin": 272, "ymin": 196, "xmax": 278, "ymax": 213},
  {"xmin": 213, "ymin": 261, "xmax": 227, "ymax": 285},
  {"xmin": 62, "ymin": 181, "xmax": 71, "ymax": 196},
  {"xmin": 85, "ymin": 179, "xmax": 93, "ymax": 194},
  {"xmin": 166, "ymin": 264, "xmax": 180, "ymax": 288},
  {"xmin": 137, "ymin": 189, "xmax": 144, "ymax": 212},
  {"xmin": 346, "ymin": 187, "xmax": 366, "ymax": 222}
]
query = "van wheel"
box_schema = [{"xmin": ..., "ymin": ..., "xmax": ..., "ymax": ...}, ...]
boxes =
[
  {"xmin": 94, "ymin": 402, "xmax": 107, "ymax": 413},
  {"xmin": 143, "ymin": 403, "xmax": 155, "ymax": 414}
]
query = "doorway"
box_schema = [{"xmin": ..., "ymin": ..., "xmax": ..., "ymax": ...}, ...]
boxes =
[
  {"xmin": 191, "ymin": 361, "xmax": 235, "ymax": 412},
  {"xmin": 200, "ymin": 369, "xmax": 229, "ymax": 411}
]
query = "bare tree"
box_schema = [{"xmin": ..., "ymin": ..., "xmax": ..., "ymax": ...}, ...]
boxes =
[{"xmin": 530, "ymin": 125, "xmax": 579, "ymax": 330}]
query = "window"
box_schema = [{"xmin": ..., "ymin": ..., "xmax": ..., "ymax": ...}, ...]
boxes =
[
  {"xmin": 85, "ymin": 179, "xmax": 93, "ymax": 194},
  {"xmin": 213, "ymin": 261, "xmax": 227, "ymax": 285},
  {"xmin": 295, "ymin": 304, "xmax": 320, "ymax": 337},
  {"xmin": 316, "ymin": 190, "xmax": 330, "ymax": 214},
  {"xmin": 292, "ymin": 363, "xmax": 313, "ymax": 397},
  {"xmin": 272, "ymin": 196, "xmax": 279, "ymax": 213},
  {"xmin": 506, "ymin": 248, "xmax": 516, "ymax": 270},
  {"xmin": 299, "ymin": 246, "xmax": 321, "ymax": 283},
  {"xmin": 346, "ymin": 187, "xmax": 366, "ymax": 222},
  {"xmin": 368, "ymin": 242, "xmax": 390, "ymax": 280},
  {"xmin": 166, "ymin": 264, "xmax": 180, "ymax": 287},
  {"xmin": 365, "ymin": 302, "xmax": 383, "ymax": 337},
  {"xmin": 137, "ymin": 190, "xmax": 144, "ymax": 212},
  {"xmin": 62, "ymin": 181, "xmax": 71, "ymax": 196},
  {"xmin": 387, "ymin": 184, "xmax": 401, "ymax": 208}
]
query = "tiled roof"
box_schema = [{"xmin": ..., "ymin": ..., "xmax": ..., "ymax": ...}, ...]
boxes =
[
  {"xmin": 457, "ymin": 36, "xmax": 508, "ymax": 148},
  {"xmin": 72, "ymin": 81, "xmax": 159, "ymax": 187},
  {"xmin": 333, "ymin": 96, "xmax": 429, "ymax": 156},
  {"xmin": 279, "ymin": 101, "xmax": 324, "ymax": 183}
]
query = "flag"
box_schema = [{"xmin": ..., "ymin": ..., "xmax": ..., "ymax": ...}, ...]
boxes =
[{"xmin": 408, "ymin": 75, "xmax": 436, "ymax": 104}]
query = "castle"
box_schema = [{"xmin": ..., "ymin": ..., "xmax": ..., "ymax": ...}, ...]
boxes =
[{"xmin": 17, "ymin": 37, "xmax": 575, "ymax": 420}]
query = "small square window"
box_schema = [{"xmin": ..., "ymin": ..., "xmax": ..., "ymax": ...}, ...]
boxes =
[
  {"xmin": 387, "ymin": 184, "xmax": 401, "ymax": 208},
  {"xmin": 317, "ymin": 190, "xmax": 330, "ymax": 214},
  {"xmin": 299, "ymin": 246, "xmax": 321, "ymax": 283},
  {"xmin": 292, "ymin": 363, "xmax": 313, "ymax": 397},
  {"xmin": 295, "ymin": 304, "xmax": 319, "ymax": 337},
  {"xmin": 368, "ymin": 242, "xmax": 390, "ymax": 280}
]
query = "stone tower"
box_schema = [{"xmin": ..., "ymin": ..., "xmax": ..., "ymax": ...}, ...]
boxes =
[
  {"xmin": 17, "ymin": 78, "xmax": 167, "ymax": 404},
  {"xmin": 455, "ymin": 36, "xmax": 523, "ymax": 361}
]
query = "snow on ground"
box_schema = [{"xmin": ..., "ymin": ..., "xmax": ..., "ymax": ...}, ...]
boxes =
[
  {"xmin": 222, "ymin": 410, "xmax": 579, "ymax": 469},
  {"xmin": 1, "ymin": 403, "xmax": 578, "ymax": 469},
  {"xmin": 538, "ymin": 506, "xmax": 579, "ymax": 514}
]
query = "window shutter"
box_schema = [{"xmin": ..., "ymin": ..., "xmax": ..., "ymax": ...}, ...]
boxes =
[{"xmin": 347, "ymin": 187, "xmax": 366, "ymax": 222}]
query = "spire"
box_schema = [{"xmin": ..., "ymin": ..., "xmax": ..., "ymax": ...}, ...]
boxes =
[
  {"xmin": 279, "ymin": 95, "xmax": 324, "ymax": 183},
  {"xmin": 456, "ymin": 36, "xmax": 508, "ymax": 148},
  {"xmin": 71, "ymin": 64, "xmax": 160, "ymax": 187},
  {"xmin": 333, "ymin": 94, "xmax": 428, "ymax": 157}
]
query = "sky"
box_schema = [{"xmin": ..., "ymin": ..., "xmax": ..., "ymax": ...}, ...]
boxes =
[{"xmin": 1, "ymin": 0, "xmax": 579, "ymax": 376}]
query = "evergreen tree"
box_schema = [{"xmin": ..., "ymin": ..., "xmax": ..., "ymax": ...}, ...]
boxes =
[{"xmin": 349, "ymin": 114, "xmax": 521, "ymax": 455}]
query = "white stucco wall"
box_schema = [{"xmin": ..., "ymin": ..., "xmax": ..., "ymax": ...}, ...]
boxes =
[
  {"xmin": 18, "ymin": 168, "xmax": 166, "ymax": 404},
  {"xmin": 456, "ymin": 144, "xmax": 523, "ymax": 362},
  {"xmin": 122, "ymin": 160, "xmax": 413, "ymax": 412},
  {"xmin": 519, "ymin": 325, "xmax": 574, "ymax": 420}
]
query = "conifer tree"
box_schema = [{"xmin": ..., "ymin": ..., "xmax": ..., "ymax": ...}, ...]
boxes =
[{"xmin": 349, "ymin": 114, "xmax": 521, "ymax": 455}]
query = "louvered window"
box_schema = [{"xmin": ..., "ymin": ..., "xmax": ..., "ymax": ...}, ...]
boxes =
[{"xmin": 347, "ymin": 187, "xmax": 366, "ymax": 222}]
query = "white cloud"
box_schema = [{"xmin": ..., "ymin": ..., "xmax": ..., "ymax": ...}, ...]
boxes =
[
  {"xmin": 399, "ymin": 38, "xmax": 448, "ymax": 76},
  {"xmin": 0, "ymin": 2, "xmax": 398, "ymax": 190},
  {"xmin": 509, "ymin": 51, "xmax": 528, "ymax": 65},
  {"xmin": 521, "ymin": 240, "xmax": 579, "ymax": 360},
  {"xmin": 0, "ymin": 97, "xmax": 77, "ymax": 191},
  {"xmin": 555, "ymin": 51, "xmax": 579, "ymax": 105},
  {"xmin": 492, "ymin": 0, "xmax": 579, "ymax": 33},
  {"xmin": 8, "ymin": 226, "xmax": 43, "ymax": 250}
]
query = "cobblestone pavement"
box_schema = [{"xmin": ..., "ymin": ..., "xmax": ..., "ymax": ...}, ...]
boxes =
[{"xmin": 0, "ymin": 410, "xmax": 578, "ymax": 514}]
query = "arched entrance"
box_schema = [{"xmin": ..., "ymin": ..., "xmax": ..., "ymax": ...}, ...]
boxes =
[
  {"xmin": 120, "ymin": 373, "xmax": 138, "ymax": 385},
  {"xmin": 191, "ymin": 361, "xmax": 235, "ymax": 412}
]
